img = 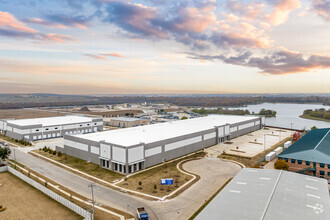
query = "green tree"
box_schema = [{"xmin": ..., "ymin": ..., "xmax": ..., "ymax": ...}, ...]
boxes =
[
  {"xmin": 274, "ymin": 159, "xmax": 289, "ymax": 170},
  {"xmin": 181, "ymin": 116, "xmax": 188, "ymax": 120},
  {"xmin": 0, "ymin": 146, "xmax": 11, "ymax": 164},
  {"xmin": 311, "ymin": 126, "xmax": 317, "ymax": 130}
]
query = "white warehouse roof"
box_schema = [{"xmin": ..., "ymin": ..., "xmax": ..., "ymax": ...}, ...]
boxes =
[
  {"xmin": 110, "ymin": 117, "xmax": 142, "ymax": 122},
  {"xmin": 196, "ymin": 168, "xmax": 330, "ymax": 220},
  {"xmin": 74, "ymin": 115, "xmax": 259, "ymax": 147},
  {"xmin": 6, "ymin": 115, "xmax": 96, "ymax": 127}
]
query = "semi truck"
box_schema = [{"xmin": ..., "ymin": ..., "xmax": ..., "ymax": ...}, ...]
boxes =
[{"xmin": 136, "ymin": 207, "xmax": 149, "ymax": 220}]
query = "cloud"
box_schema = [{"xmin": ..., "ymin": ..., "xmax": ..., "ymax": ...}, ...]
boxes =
[
  {"xmin": 85, "ymin": 52, "xmax": 125, "ymax": 60},
  {"xmin": 101, "ymin": 53, "xmax": 125, "ymax": 58},
  {"xmin": 22, "ymin": 18, "xmax": 68, "ymax": 29},
  {"xmin": 312, "ymin": 0, "xmax": 330, "ymax": 21},
  {"xmin": 226, "ymin": 0, "xmax": 265, "ymax": 20},
  {"xmin": 104, "ymin": 2, "xmax": 167, "ymax": 38},
  {"xmin": 0, "ymin": 11, "xmax": 74, "ymax": 43},
  {"xmin": 0, "ymin": 11, "xmax": 37, "ymax": 33},
  {"xmin": 46, "ymin": 14, "xmax": 91, "ymax": 29},
  {"xmin": 188, "ymin": 49, "xmax": 330, "ymax": 75},
  {"xmin": 101, "ymin": 1, "xmax": 276, "ymax": 50},
  {"xmin": 265, "ymin": 0, "xmax": 301, "ymax": 25},
  {"xmin": 85, "ymin": 53, "xmax": 107, "ymax": 60}
]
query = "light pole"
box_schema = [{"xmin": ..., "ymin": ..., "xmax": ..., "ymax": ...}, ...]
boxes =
[
  {"xmin": 279, "ymin": 130, "xmax": 281, "ymax": 142},
  {"xmin": 88, "ymin": 182, "xmax": 96, "ymax": 220},
  {"xmin": 264, "ymin": 134, "xmax": 266, "ymax": 151},
  {"xmin": 290, "ymin": 123, "xmax": 293, "ymax": 136}
]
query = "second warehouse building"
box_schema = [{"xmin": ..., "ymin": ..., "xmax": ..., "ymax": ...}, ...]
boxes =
[{"xmin": 60, "ymin": 115, "xmax": 264, "ymax": 174}]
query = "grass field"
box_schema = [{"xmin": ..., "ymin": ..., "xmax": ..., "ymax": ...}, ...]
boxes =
[
  {"xmin": 0, "ymin": 172, "xmax": 82, "ymax": 220},
  {"xmin": 118, "ymin": 151, "xmax": 205, "ymax": 197},
  {"xmin": 0, "ymin": 109, "xmax": 66, "ymax": 120},
  {"xmin": 7, "ymin": 161, "xmax": 131, "ymax": 220},
  {"xmin": 33, "ymin": 150, "xmax": 124, "ymax": 183}
]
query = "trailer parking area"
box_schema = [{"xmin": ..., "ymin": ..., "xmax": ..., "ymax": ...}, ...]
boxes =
[{"xmin": 205, "ymin": 127, "xmax": 291, "ymax": 158}]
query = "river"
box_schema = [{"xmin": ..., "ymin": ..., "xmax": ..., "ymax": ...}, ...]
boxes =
[{"xmin": 226, "ymin": 103, "xmax": 330, "ymax": 130}]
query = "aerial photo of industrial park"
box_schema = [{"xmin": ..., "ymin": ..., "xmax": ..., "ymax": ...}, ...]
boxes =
[{"xmin": 0, "ymin": 0, "xmax": 329, "ymax": 220}]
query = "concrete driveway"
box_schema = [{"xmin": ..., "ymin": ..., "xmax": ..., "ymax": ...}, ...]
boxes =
[{"xmin": 146, "ymin": 157, "xmax": 241, "ymax": 220}]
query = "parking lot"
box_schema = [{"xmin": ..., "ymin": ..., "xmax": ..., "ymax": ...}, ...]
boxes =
[
  {"xmin": 33, "ymin": 138, "xmax": 64, "ymax": 150},
  {"xmin": 205, "ymin": 127, "xmax": 292, "ymax": 158}
]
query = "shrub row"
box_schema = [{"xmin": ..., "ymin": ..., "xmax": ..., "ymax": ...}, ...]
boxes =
[
  {"xmin": 40, "ymin": 146, "xmax": 62, "ymax": 157},
  {"xmin": 12, "ymin": 138, "xmax": 32, "ymax": 146}
]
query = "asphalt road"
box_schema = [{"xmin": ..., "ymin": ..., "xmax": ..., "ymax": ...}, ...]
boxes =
[{"xmin": 9, "ymin": 147, "xmax": 159, "ymax": 219}]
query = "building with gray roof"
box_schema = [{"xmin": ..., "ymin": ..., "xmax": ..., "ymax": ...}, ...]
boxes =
[{"xmin": 196, "ymin": 168, "xmax": 330, "ymax": 220}]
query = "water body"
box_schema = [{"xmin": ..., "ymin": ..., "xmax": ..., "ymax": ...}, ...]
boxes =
[{"xmin": 227, "ymin": 103, "xmax": 330, "ymax": 130}]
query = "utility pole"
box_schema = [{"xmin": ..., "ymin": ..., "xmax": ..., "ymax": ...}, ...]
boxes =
[
  {"xmin": 88, "ymin": 182, "xmax": 96, "ymax": 220},
  {"xmin": 13, "ymin": 148, "xmax": 16, "ymax": 168}
]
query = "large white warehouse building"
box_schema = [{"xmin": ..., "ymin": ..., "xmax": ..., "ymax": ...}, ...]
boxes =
[
  {"xmin": 0, "ymin": 115, "xmax": 103, "ymax": 142},
  {"xmin": 60, "ymin": 115, "xmax": 264, "ymax": 174}
]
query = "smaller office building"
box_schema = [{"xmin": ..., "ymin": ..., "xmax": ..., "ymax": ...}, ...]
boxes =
[
  {"xmin": 278, "ymin": 128, "xmax": 330, "ymax": 179},
  {"xmin": 0, "ymin": 116, "xmax": 103, "ymax": 142},
  {"xmin": 196, "ymin": 168, "xmax": 330, "ymax": 220},
  {"xmin": 108, "ymin": 117, "xmax": 149, "ymax": 128},
  {"xmin": 61, "ymin": 115, "xmax": 263, "ymax": 174}
]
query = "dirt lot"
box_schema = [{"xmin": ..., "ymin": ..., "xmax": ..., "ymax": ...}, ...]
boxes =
[
  {"xmin": 0, "ymin": 172, "xmax": 81, "ymax": 220},
  {"xmin": 0, "ymin": 109, "xmax": 66, "ymax": 120}
]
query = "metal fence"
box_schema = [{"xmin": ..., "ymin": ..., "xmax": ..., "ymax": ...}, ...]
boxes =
[
  {"xmin": 6, "ymin": 166, "xmax": 93, "ymax": 220},
  {"xmin": 0, "ymin": 165, "xmax": 7, "ymax": 172}
]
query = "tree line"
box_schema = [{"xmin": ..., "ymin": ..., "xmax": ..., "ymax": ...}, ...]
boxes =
[
  {"xmin": 0, "ymin": 95, "xmax": 329, "ymax": 109},
  {"xmin": 302, "ymin": 108, "xmax": 330, "ymax": 120},
  {"xmin": 192, "ymin": 108, "xmax": 276, "ymax": 117}
]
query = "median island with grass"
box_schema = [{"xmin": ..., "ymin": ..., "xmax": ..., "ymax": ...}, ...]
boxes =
[{"xmin": 117, "ymin": 151, "xmax": 206, "ymax": 198}]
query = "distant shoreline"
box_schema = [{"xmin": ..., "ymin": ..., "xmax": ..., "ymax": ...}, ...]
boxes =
[{"xmin": 299, "ymin": 115, "xmax": 330, "ymax": 123}]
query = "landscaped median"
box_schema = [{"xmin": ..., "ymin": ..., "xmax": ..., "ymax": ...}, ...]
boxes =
[
  {"xmin": 30, "ymin": 148, "xmax": 206, "ymax": 200},
  {"xmin": 117, "ymin": 151, "xmax": 206, "ymax": 198}
]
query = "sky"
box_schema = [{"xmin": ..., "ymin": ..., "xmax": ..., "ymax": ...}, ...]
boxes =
[{"xmin": 0, "ymin": 0, "xmax": 329, "ymax": 95}]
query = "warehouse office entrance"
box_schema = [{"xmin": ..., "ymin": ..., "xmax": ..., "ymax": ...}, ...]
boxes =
[
  {"xmin": 219, "ymin": 136, "xmax": 230, "ymax": 143},
  {"xmin": 128, "ymin": 161, "xmax": 144, "ymax": 174}
]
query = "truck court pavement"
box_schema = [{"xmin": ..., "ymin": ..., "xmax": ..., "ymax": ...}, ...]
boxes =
[{"xmin": 9, "ymin": 147, "xmax": 241, "ymax": 220}]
